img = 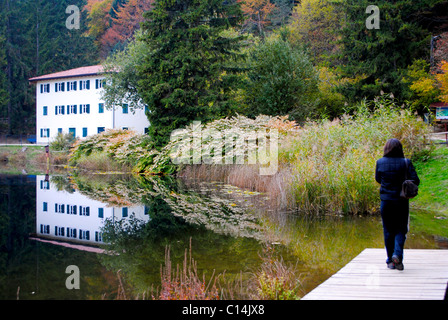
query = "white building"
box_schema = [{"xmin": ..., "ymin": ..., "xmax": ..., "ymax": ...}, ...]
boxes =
[{"xmin": 29, "ymin": 65, "xmax": 149, "ymax": 145}]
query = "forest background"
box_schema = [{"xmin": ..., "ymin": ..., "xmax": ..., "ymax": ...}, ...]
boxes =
[{"xmin": 0, "ymin": 0, "xmax": 448, "ymax": 136}]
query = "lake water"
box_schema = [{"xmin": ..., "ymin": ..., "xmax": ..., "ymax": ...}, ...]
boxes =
[{"xmin": 0, "ymin": 174, "xmax": 445, "ymax": 300}]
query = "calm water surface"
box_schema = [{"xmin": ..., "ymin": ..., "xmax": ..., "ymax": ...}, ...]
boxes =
[{"xmin": 0, "ymin": 174, "xmax": 444, "ymax": 300}]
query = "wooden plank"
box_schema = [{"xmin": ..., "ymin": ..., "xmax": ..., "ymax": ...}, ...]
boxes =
[{"xmin": 301, "ymin": 248, "xmax": 448, "ymax": 300}]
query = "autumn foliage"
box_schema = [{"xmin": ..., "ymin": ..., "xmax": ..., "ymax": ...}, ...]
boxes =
[
  {"xmin": 436, "ymin": 61, "xmax": 448, "ymax": 103},
  {"xmin": 84, "ymin": 0, "xmax": 154, "ymax": 55},
  {"xmin": 238, "ymin": 0, "xmax": 276, "ymax": 35},
  {"xmin": 101, "ymin": 0, "xmax": 154, "ymax": 53}
]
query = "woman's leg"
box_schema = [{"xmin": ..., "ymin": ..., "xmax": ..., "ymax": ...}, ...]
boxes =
[
  {"xmin": 393, "ymin": 199, "xmax": 410, "ymax": 263},
  {"xmin": 380, "ymin": 200, "xmax": 396, "ymax": 264}
]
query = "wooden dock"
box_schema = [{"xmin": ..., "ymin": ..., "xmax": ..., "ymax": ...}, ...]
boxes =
[{"xmin": 301, "ymin": 248, "xmax": 448, "ymax": 300}]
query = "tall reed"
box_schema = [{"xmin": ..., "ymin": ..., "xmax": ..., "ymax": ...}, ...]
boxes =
[
  {"xmin": 158, "ymin": 241, "xmax": 220, "ymax": 300},
  {"xmin": 282, "ymin": 96, "xmax": 432, "ymax": 215}
]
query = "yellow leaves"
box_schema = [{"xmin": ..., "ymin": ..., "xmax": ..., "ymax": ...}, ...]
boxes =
[
  {"xmin": 408, "ymin": 59, "xmax": 448, "ymax": 104},
  {"xmin": 410, "ymin": 77, "xmax": 437, "ymax": 95},
  {"xmin": 404, "ymin": 59, "xmax": 441, "ymax": 105},
  {"xmin": 84, "ymin": 0, "xmax": 114, "ymax": 40},
  {"xmin": 435, "ymin": 60, "xmax": 448, "ymax": 103}
]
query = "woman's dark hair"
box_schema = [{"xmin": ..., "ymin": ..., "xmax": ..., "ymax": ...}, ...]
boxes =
[{"xmin": 383, "ymin": 138, "xmax": 405, "ymax": 158}]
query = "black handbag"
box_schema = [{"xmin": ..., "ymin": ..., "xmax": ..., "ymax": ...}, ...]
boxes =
[{"xmin": 400, "ymin": 158, "xmax": 418, "ymax": 199}]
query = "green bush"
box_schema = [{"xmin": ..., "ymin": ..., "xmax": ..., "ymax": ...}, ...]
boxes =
[
  {"xmin": 69, "ymin": 129, "xmax": 150, "ymax": 169},
  {"xmin": 244, "ymin": 35, "xmax": 319, "ymax": 121},
  {"xmin": 50, "ymin": 132, "xmax": 77, "ymax": 151}
]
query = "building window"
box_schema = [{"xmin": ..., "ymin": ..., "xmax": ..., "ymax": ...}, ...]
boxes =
[
  {"xmin": 97, "ymin": 127, "xmax": 105, "ymax": 134},
  {"xmin": 67, "ymin": 105, "xmax": 77, "ymax": 114},
  {"xmin": 82, "ymin": 127, "xmax": 88, "ymax": 137},
  {"xmin": 40, "ymin": 224, "xmax": 50, "ymax": 234},
  {"xmin": 122, "ymin": 104, "xmax": 128, "ymax": 114},
  {"xmin": 55, "ymin": 82, "xmax": 65, "ymax": 92},
  {"xmin": 80, "ymin": 104, "xmax": 90, "ymax": 114},
  {"xmin": 68, "ymin": 128, "xmax": 76, "ymax": 138},
  {"xmin": 79, "ymin": 206, "xmax": 90, "ymax": 216},
  {"xmin": 55, "ymin": 203, "xmax": 65, "ymax": 213},
  {"xmin": 122, "ymin": 207, "xmax": 128, "ymax": 218},
  {"xmin": 43, "ymin": 202, "xmax": 48, "ymax": 212},
  {"xmin": 40, "ymin": 180, "xmax": 50, "ymax": 190},
  {"xmin": 55, "ymin": 105, "xmax": 65, "ymax": 115},
  {"xmin": 58, "ymin": 128, "xmax": 63, "ymax": 134},
  {"xmin": 95, "ymin": 231, "xmax": 103, "ymax": 242},
  {"xmin": 67, "ymin": 81, "xmax": 77, "ymax": 91},
  {"xmin": 40, "ymin": 128, "xmax": 50, "ymax": 138},
  {"xmin": 55, "ymin": 226, "xmax": 65, "ymax": 236},
  {"xmin": 43, "ymin": 106, "xmax": 48, "ymax": 116},
  {"xmin": 79, "ymin": 230, "xmax": 90, "ymax": 240},
  {"xmin": 98, "ymin": 103, "xmax": 104, "ymax": 114},
  {"xmin": 98, "ymin": 208, "xmax": 104, "ymax": 218},
  {"xmin": 79, "ymin": 80, "xmax": 90, "ymax": 90},
  {"xmin": 67, "ymin": 204, "xmax": 77, "ymax": 215},
  {"xmin": 40, "ymin": 83, "xmax": 50, "ymax": 93},
  {"xmin": 67, "ymin": 228, "xmax": 77, "ymax": 238},
  {"xmin": 96, "ymin": 79, "xmax": 104, "ymax": 89},
  {"xmin": 122, "ymin": 127, "xmax": 128, "ymax": 131}
]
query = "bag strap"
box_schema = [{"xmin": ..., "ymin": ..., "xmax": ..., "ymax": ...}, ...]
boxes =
[{"xmin": 404, "ymin": 158, "xmax": 409, "ymax": 180}]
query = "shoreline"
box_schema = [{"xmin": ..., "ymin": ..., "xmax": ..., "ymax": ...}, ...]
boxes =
[{"xmin": 1, "ymin": 144, "xmax": 447, "ymax": 216}]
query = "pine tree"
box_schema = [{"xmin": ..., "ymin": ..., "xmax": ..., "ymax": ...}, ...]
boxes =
[
  {"xmin": 244, "ymin": 35, "xmax": 319, "ymax": 121},
  {"xmin": 338, "ymin": 0, "xmax": 445, "ymax": 102},
  {"xmin": 0, "ymin": 4, "xmax": 9, "ymax": 118},
  {"xmin": 137, "ymin": 0, "xmax": 246, "ymax": 148},
  {"xmin": 0, "ymin": 0, "xmax": 98, "ymax": 134}
]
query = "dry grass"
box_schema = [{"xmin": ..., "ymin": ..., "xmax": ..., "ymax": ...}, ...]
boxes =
[
  {"xmin": 0, "ymin": 145, "xmax": 58, "ymax": 174},
  {"xmin": 177, "ymin": 164, "xmax": 292, "ymax": 211},
  {"xmin": 157, "ymin": 240, "xmax": 220, "ymax": 300},
  {"xmin": 75, "ymin": 151, "xmax": 132, "ymax": 173},
  {"xmin": 105, "ymin": 240, "xmax": 300, "ymax": 300}
]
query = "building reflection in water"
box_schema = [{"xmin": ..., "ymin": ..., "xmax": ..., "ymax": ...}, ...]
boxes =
[{"xmin": 34, "ymin": 175, "xmax": 149, "ymax": 249}]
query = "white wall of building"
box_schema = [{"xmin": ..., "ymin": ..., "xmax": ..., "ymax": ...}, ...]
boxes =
[{"xmin": 35, "ymin": 75, "xmax": 149, "ymax": 144}]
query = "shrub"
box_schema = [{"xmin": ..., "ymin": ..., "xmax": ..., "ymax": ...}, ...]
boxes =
[
  {"xmin": 50, "ymin": 133, "xmax": 77, "ymax": 151},
  {"xmin": 244, "ymin": 36, "xmax": 319, "ymax": 121},
  {"xmin": 136, "ymin": 114, "xmax": 289, "ymax": 174},
  {"xmin": 69, "ymin": 129, "xmax": 150, "ymax": 169}
]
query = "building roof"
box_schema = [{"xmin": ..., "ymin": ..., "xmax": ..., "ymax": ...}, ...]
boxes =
[{"xmin": 29, "ymin": 65, "xmax": 104, "ymax": 82}]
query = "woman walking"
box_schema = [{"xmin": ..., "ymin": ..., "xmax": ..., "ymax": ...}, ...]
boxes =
[{"xmin": 375, "ymin": 138, "xmax": 420, "ymax": 270}]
